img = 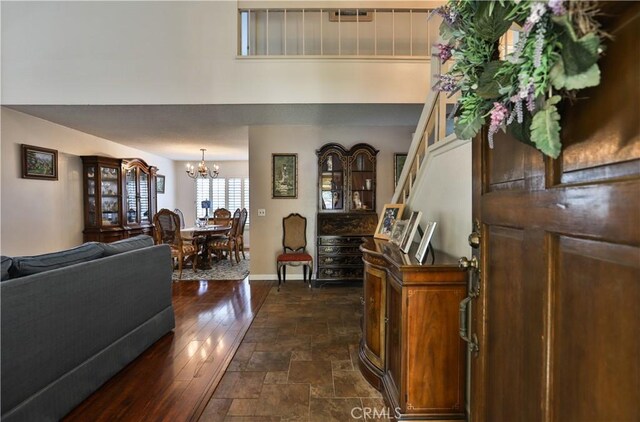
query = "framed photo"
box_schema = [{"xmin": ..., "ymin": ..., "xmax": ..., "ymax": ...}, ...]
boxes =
[
  {"xmin": 394, "ymin": 153, "xmax": 407, "ymax": 187},
  {"xmin": 389, "ymin": 220, "xmax": 408, "ymax": 246},
  {"xmin": 374, "ymin": 203, "xmax": 405, "ymax": 240},
  {"xmin": 156, "ymin": 175, "xmax": 166, "ymax": 194},
  {"xmin": 400, "ymin": 210, "xmax": 423, "ymax": 253},
  {"xmin": 272, "ymin": 153, "xmax": 298, "ymax": 199},
  {"xmin": 21, "ymin": 144, "xmax": 58, "ymax": 180},
  {"xmin": 416, "ymin": 221, "xmax": 437, "ymax": 264}
]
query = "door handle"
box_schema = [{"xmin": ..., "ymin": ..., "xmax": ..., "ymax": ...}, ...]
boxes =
[{"xmin": 459, "ymin": 295, "xmax": 479, "ymax": 354}]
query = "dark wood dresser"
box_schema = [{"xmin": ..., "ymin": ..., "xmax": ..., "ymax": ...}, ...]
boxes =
[{"xmin": 359, "ymin": 238, "xmax": 467, "ymax": 421}]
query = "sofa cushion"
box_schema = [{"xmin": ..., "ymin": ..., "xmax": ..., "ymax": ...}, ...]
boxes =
[
  {"xmin": 1, "ymin": 256, "xmax": 12, "ymax": 281},
  {"xmin": 98, "ymin": 235, "xmax": 154, "ymax": 256},
  {"xmin": 9, "ymin": 243, "xmax": 104, "ymax": 278}
]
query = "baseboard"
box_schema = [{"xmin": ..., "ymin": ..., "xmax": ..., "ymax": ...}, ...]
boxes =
[{"xmin": 249, "ymin": 274, "xmax": 311, "ymax": 281}]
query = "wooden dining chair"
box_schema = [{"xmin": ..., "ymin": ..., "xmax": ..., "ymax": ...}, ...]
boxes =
[
  {"xmin": 153, "ymin": 209, "xmax": 198, "ymax": 279},
  {"xmin": 237, "ymin": 208, "xmax": 248, "ymax": 260},
  {"xmin": 276, "ymin": 213, "xmax": 313, "ymax": 291},
  {"xmin": 209, "ymin": 208, "xmax": 241, "ymax": 264},
  {"xmin": 213, "ymin": 208, "xmax": 232, "ymax": 227}
]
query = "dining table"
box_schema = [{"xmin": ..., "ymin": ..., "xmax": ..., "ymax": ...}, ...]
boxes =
[{"xmin": 181, "ymin": 224, "xmax": 232, "ymax": 269}]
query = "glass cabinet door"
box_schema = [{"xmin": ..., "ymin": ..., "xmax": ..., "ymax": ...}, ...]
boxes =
[
  {"xmin": 86, "ymin": 166, "xmax": 97, "ymax": 226},
  {"xmin": 100, "ymin": 166, "xmax": 119, "ymax": 226},
  {"xmin": 139, "ymin": 172, "xmax": 150, "ymax": 223},
  {"xmin": 350, "ymin": 150, "xmax": 375, "ymax": 211},
  {"xmin": 320, "ymin": 152, "xmax": 344, "ymax": 210},
  {"xmin": 125, "ymin": 168, "xmax": 138, "ymax": 223}
]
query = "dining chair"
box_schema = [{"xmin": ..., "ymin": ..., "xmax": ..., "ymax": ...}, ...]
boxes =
[
  {"xmin": 213, "ymin": 208, "xmax": 232, "ymax": 227},
  {"xmin": 153, "ymin": 209, "xmax": 198, "ymax": 279},
  {"xmin": 276, "ymin": 213, "xmax": 313, "ymax": 291},
  {"xmin": 237, "ymin": 208, "xmax": 248, "ymax": 260},
  {"xmin": 209, "ymin": 208, "xmax": 241, "ymax": 264}
]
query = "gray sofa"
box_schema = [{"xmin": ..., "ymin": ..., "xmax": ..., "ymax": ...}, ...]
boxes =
[{"xmin": 1, "ymin": 236, "xmax": 175, "ymax": 422}]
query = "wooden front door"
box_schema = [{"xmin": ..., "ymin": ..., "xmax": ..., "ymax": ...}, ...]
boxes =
[{"xmin": 468, "ymin": 5, "xmax": 639, "ymax": 421}]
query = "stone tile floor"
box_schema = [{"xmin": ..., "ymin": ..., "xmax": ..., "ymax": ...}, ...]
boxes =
[{"xmin": 200, "ymin": 281, "xmax": 392, "ymax": 422}]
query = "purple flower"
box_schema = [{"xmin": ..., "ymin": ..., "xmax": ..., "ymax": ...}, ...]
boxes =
[
  {"xmin": 523, "ymin": 2, "xmax": 547, "ymax": 33},
  {"xmin": 433, "ymin": 74, "xmax": 458, "ymax": 93},
  {"xmin": 526, "ymin": 87, "xmax": 537, "ymax": 113},
  {"xmin": 437, "ymin": 43, "xmax": 453, "ymax": 63},
  {"xmin": 547, "ymin": 0, "xmax": 566, "ymax": 16},
  {"xmin": 436, "ymin": 5, "xmax": 458, "ymax": 26},
  {"xmin": 533, "ymin": 24, "xmax": 547, "ymax": 68},
  {"xmin": 488, "ymin": 102, "xmax": 509, "ymax": 148}
]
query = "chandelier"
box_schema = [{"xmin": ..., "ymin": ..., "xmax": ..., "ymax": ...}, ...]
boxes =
[{"xmin": 186, "ymin": 148, "xmax": 219, "ymax": 179}]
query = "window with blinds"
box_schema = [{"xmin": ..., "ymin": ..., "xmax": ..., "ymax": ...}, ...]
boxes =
[{"xmin": 195, "ymin": 177, "xmax": 250, "ymax": 224}]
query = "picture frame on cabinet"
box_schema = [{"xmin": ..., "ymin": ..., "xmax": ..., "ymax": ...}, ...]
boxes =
[
  {"xmin": 374, "ymin": 203, "xmax": 405, "ymax": 240},
  {"xmin": 389, "ymin": 220, "xmax": 408, "ymax": 245},
  {"xmin": 156, "ymin": 175, "xmax": 165, "ymax": 194},
  {"xmin": 416, "ymin": 221, "xmax": 437, "ymax": 264},
  {"xmin": 272, "ymin": 153, "xmax": 298, "ymax": 199},
  {"xmin": 21, "ymin": 144, "xmax": 58, "ymax": 180},
  {"xmin": 400, "ymin": 211, "xmax": 422, "ymax": 253}
]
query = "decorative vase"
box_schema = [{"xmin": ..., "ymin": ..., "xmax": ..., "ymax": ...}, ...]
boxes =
[{"xmin": 365, "ymin": 179, "xmax": 372, "ymax": 190}]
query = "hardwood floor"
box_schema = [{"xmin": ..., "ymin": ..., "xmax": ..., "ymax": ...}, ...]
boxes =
[{"xmin": 63, "ymin": 278, "xmax": 273, "ymax": 422}]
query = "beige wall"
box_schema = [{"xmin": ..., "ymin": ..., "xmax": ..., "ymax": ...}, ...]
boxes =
[
  {"xmin": 407, "ymin": 137, "xmax": 472, "ymax": 259},
  {"xmin": 2, "ymin": 1, "xmax": 430, "ymax": 105},
  {"xmin": 248, "ymin": 125, "xmax": 412, "ymax": 279},
  {"xmin": 1, "ymin": 107, "xmax": 176, "ymax": 256}
]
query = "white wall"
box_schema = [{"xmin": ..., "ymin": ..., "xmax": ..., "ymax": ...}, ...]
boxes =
[
  {"xmin": 407, "ymin": 137, "xmax": 472, "ymax": 259},
  {"xmin": 248, "ymin": 125, "xmax": 413, "ymax": 279},
  {"xmin": 2, "ymin": 1, "xmax": 429, "ymax": 105},
  {"xmin": 0, "ymin": 107, "xmax": 176, "ymax": 256}
]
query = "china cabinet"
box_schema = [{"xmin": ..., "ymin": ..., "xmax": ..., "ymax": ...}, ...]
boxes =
[
  {"xmin": 315, "ymin": 143, "xmax": 378, "ymax": 286},
  {"xmin": 82, "ymin": 156, "xmax": 158, "ymax": 242},
  {"xmin": 359, "ymin": 238, "xmax": 466, "ymax": 421}
]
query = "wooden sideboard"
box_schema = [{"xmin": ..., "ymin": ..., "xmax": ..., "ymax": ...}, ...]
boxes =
[{"xmin": 359, "ymin": 238, "xmax": 467, "ymax": 421}]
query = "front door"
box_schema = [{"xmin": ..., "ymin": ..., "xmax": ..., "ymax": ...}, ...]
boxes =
[{"xmin": 468, "ymin": 5, "xmax": 639, "ymax": 421}]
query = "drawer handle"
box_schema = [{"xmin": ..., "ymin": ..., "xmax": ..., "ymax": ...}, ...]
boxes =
[
  {"xmin": 325, "ymin": 247, "xmax": 336, "ymax": 253},
  {"xmin": 325, "ymin": 257, "xmax": 334, "ymax": 263}
]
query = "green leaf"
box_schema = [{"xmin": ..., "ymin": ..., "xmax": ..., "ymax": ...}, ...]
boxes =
[
  {"xmin": 550, "ymin": 59, "xmax": 601, "ymax": 90},
  {"xmin": 440, "ymin": 22, "xmax": 454, "ymax": 42},
  {"xmin": 507, "ymin": 113, "xmax": 535, "ymax": 147},
  {"xmin": 530, "ymin": 96, "xmax": 562, "ymax": 159},
  {"xmin": 455, "ymin": 114, "xmax": 484, "ymax": 140},
  {"xmin": 477, "ymin": 61, "xmax": 511, "ymax": 99},
  {"xmin": 560, "ymin": 32, "xmax": 600, "ymax": 75},
  {"xmin": 474, "ymin": 1, "xmax": 512, "ymax": 42}
]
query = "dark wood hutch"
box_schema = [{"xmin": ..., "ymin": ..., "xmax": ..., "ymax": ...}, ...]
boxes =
[
  {"xmin": 81, "ymin": 156, "xmax": 158, "ymax": 242},
  {"xmin": 315, "ymin": 143, "xmax": 378, "ymax": 287},
  {"xmin": 359, "ymin": 238, "xmax": 467, "ymax": 421}
]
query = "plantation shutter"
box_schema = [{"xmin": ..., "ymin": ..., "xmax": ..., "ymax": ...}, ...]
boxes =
[
  {"xmin": 244, "ymin": 177, "xmax": 250, "ymax": 225},
  {"xmin": 211, "ymin": 178, "xmax": 226, "ymax": 210},
  {"xmin": 195, "ymin": 179, "xmax": 210, "ymax": 219},
  {"xmin": 228, "ymin": 178, "xmax": 242, "ymax": 213}
]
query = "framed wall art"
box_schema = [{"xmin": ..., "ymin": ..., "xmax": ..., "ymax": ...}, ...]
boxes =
[
  {"xmin": 394, "ymin": 153, "xmax": 407, "ymax": 187},
  {"xmin": 374, "ymin": 203, "xmax": 405, "ymax": 240},
  {"xmin": 272, "ymin": 153, "xmax": 298, "ymax": 199},
  {"xmin": 22, "ymin": 144, "xmax": 58, "ymax": 180},
  {"xmin": 156, "ymin": 175, "xmax": 166, "ymax": 194}
]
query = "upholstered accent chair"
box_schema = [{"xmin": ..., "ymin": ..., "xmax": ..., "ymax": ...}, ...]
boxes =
[
  {"xmin": 209, "ymin": 208, "xmax": 241, "ymax": 264},
  {"xmin": 276, "ymin": 213, "xmax": 313, "ymax": 291},
  {"xmin": 153, "ymin": 209, "xmax": 198, "ymax": 279}
]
